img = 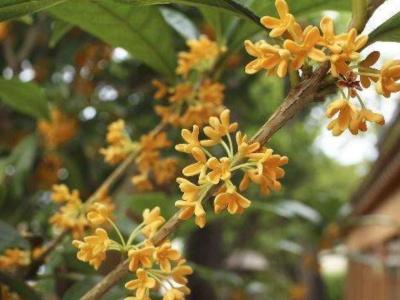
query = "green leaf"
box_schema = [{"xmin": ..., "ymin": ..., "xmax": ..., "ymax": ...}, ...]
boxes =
[
  {"xmin": 368, "ymin": 12, "xmax": 400, "ymax": 44},
  {"xmin": 9, "ymin": 134, "xmax": 38, "ymax": 198},
  {"xmin": 49, "ymin": 18, "xmax": 74, "ymax": 48},
  {"xmin": 0, "ymin": 272, "xmax": 42, "ymax": 300},
  {"xmin": 200, "ymin": 8, "xmax": 235, "ymax": 44},
  {"xmin": 0, "ymin": 221, "xmax": 29, "ymax": 253},
  {"xmin": 0, "ymin": 78, "xmax": 49, "ymax": 119},
  {"xmin": 160, "ymin": 7, "xmax": 199, "ymax": 40},
  {"xmin": 0, "ymin": 0, "xmax": 67, "ymax": 21},
  {"xmin": 116, "ymin": 0, "xmax": 262, "ymax": 27},
  {"xmin": 49, "ymin": 1, "xmax": 177, "ymax": 78}
]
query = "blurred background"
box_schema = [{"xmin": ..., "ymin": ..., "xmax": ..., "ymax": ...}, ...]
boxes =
[{"xmin": 0, "ymin": 0, "xmax": 399, "ymax": 299}]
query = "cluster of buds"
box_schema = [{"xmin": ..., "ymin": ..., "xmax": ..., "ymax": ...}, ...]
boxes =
[
  {"xmin": 132, "ymin": 131, "xmax": 178, "ymax": 192},
  {"xmin": 72, "ymin": 206, "xmax": 193, "ymax": 300},
  {"xmin": 50, "ymin": 184, "xmax": 114, "ymax": 239},
  {"xmin": 100, "ymin": 120, "xmax": 178, "ymax": 191},
  {"xmin": 244, "ymin": 0, "xmax": 400, "ymax": 136},
  {"xmin": 37, "ymin": 108, "xmax": 77, "ymax": 150},
  {"xmin": 153, "ymin": 35, "xmax": 226, "ymax": 127},
  {"xmin": 0, "ymin": 248, "xmax": 30, "ymax": 273},
  {"xmin": 100, "ymin": 119, "xmax": 138, "ymax": 165},
  {"xmin": 175, "ymin": 109, "xmax": 288, "ymax": 227}
]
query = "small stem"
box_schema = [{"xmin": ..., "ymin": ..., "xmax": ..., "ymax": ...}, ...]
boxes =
[
  {"xmin": 356, "ymin": 94, "xmax": 366, "ymax": 108},
  {"xmin": 107, "ymin": 218, "xmax": 126, "ymax": 250},
  {"xmin": 126, "ymin": 223, "xmax": 145, "ymax": 247},
  {"xmin": 220, "ymin": 140, "xmax": 232, "ymax": 158},
  {"xmin": 201, "ymin": 147, "xmax": 214, "ymax": 158},
  {"xmin": 227, "ymin": 133, "xmax": 234, "ymax": 156}
]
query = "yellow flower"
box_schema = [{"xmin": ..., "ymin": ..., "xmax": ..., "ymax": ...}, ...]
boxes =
[
  {"xmin": 201, "ymin": 109, "xmax": 238, "ymax": 147},
  {"xmin": 169, "ymin": 83, "xmax": 194, "ymax": 103},
  {"xmin": 50, "ymin": 200, "xmax": 87, "ymax": 239},
  {"xmin": 51, "ymin": 184, "xmax": 80, "ymax": 203},
  {"xmin": 182, "ymin": 147, "xmax": 207, "ymax": 177},
  {"xmin": 177, "ymin": 178, "xmax": 201, "ymax": 202},
  {"xmin": 125, "ymin": 269, "xmax": 156, "ymax": 299},
  {"xmin": 175, "ymin": 178, "xmax": 206, "ymax": 226},
  {"xmin": 325, "ymin": 99, "xmax": 356, "ymax": 136},
  {"xmin": 132, "ymin": 173, "xmax": 154, "ymax": 192},
  {"xmin": 235, "ymin": 132, "xmax": 260, "ymax": 157},
  {"xmin": 128, "ymin": 243, "xmax": 155, "ymax": 271},
  {"xmin": 175, "ymin": 197, "xmax": 206, "ymax": 228},
  {"xmin": 100, "ymin": 119, "xmax": 135, "ymax": 164},
  {"xmin": 176, "ymin": 35, "xmax": 221, "ymax": 77},
  {"xmin": 164, "ymin": 289, "xmax": 185, "ymax": 300},
  {"xmin": 38, "ymin": 108, "xmax": 77, "ymax": 149},
  {"xmin": 0, "ymin": 249, "xmax": 30, "ymax": 271},
  {"xmin": 154, "ymin": 158, "xmax": 178, "ymax": 186},
  {"xmin": 171, "ymin": 259, "xmax": 193, "ymax": 285},
  {"xmin": 244, "ymin": 40, "xmax": 291, "ymax": 77},
  {"xmin": 214, "ymin": 189, "xmax": 251, "ymax": 215},
  {"xmin": 152, "ymin": 79, "xmax": 168, "ymax": 100},
  {"xmin": 198, "ymin": 79, "xmax": 225, "ymax": 105},
  {"xmin": 260, "ymin": 0, "xmax": 295, "ymax": 38},
  {"xmin": 175, "ymin": 125, "xmax": 201, "ymax": 154},
  {"xmin": 349, "ymin": 108, "xmax": 385, "ymax": 134},
  {"xmin": 358, "ymin": 51, "xmax": 380, "ymax": 88},
  {"xmin": 284, "ymin": 26, "xmax": 326, "ymax": 70},
  {"xmin": 241, "ymin": 149, "xmax": 288, "ymax": 195},
  {"xmin": 376, "ymin": 60, "xmax": 400, "ymax": 97},
  {"xmin": 206, "ymin": 157, "xmax": 231, "ymax": 184},
  {"xmin": 329, "ymin": 28, "xmax": 368, "ymax": 77},
  {"xmin": 141, "ymin": 207, "xmax": 165, "ymax": 238},
  {"xmin": 72, "ymin": 228, "xmax": 110, "ymax": 270},
  {"xmin": 318, "ymin": 16, "xmax": 343, "ymax": 53},
  {"xmin": 155, "ymin": 241, "xmax": 181, "ymax": 272},
  {"xmin": 87, "ymin": 201, "xmax": 114, "ymax": 226}
]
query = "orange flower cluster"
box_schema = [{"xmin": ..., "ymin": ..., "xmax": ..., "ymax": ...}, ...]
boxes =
[
  {"xmin": 244, "ymin": 0, "xmax": 366, "ymax": 78},
  {"xmin": 245, "ymin": 0, "xmax": 400, "ymax": 136},
  {"xmin": 0, "ymin": 284, "xmax": 21, "ymax": 300},
  {"xmin": 175, "ymin": 109, "xmax": 288, "ymax": 227},
  {"xmin": 125, "ymin": 207, "xmax": 192, "ymax": 300},
  {"xmin": 325, "ymin": 98, "xmax": 384, "ymax": 136},
  {"xmin": 0, "ymin": 248, "xmax": 30, "ymax": 272},
  {"xmin": 132, "ymin": 132, "xmax": 178, "ymax": 192},
  {"xmin": 72, "ymin": 205, "xmax": 192, "ymax": 299},
  {"xmin": 153, "ymin": 36, "xmax": 225, "ymax": 127},
  {"xmin": 0, "ymin": 22, "xmax": 10, "ymax": 41},
  {"xmin": 100, "ymin": 119, "xmax": 138, "ymax": 164},
  {"xmin": 176, "ymin": 35, "xmax": 222, "ymax": 78},
  {"xmin": 50, "ymin": 184, "xmax": 114, "ymax": 239},
  {"xmin": 33, "ymin": 153, "xmax": 63, "ymax": 189},
  {"xmin": 37, "ymin": 108, "xmax": 77, "ymax": 149}
]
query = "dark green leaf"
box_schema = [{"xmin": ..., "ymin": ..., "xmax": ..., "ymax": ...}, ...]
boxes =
[
  {"xmin": 116, "ymin": 0, "xmax": 262, "ymax": 27},
  {"xmin": 160, "ymin": 7, "xmax": 199, "ymax": 40},
  {"xmin": 0, "ymin": 272, "xmax": 42, "ymax": 300},
  {"xmin": 50, "ymin": 1, "xmax": 177, "ymax": 78},
  {"xmin": 0, "ymin": 220, "xmax": 29, "ymax": 253},
  {"xmin": 0, "ymin": 0, "xmax": 67, "ymax": 21},
  {"xmin": 0, "ymin": 78, "xmax": 49, "ymax": 119},
  {"xmin": 368, "ymin": 12, "xmax": 400, "ymax": 44},
  {"xmin": 49, "ymin": 18, "xmax": 74, "ymax": 48}
]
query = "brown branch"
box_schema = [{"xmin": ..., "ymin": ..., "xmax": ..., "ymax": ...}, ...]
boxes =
[{"xmin": 80, "ymin": 61, "xmax": 332, "ymax": 300}]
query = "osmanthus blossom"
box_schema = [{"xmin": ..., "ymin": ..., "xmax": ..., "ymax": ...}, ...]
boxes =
[
  {"xmin": 153, "ymin": 35, "xmax": 226, "ymax": 128},
  {"xmin": 175, "ymin": 109, "xmax": 288, "ymax": 228},
  {"xmin": 243, "ymin": 0, "xmax": 398, "ymax": 137},
  {"xmin": 49, "ymin": 184, "xmax": 115, "ymax": 239},
  {"xmin": 72, "ymin": 204, "xmax": 193, "ymax": 300}
]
